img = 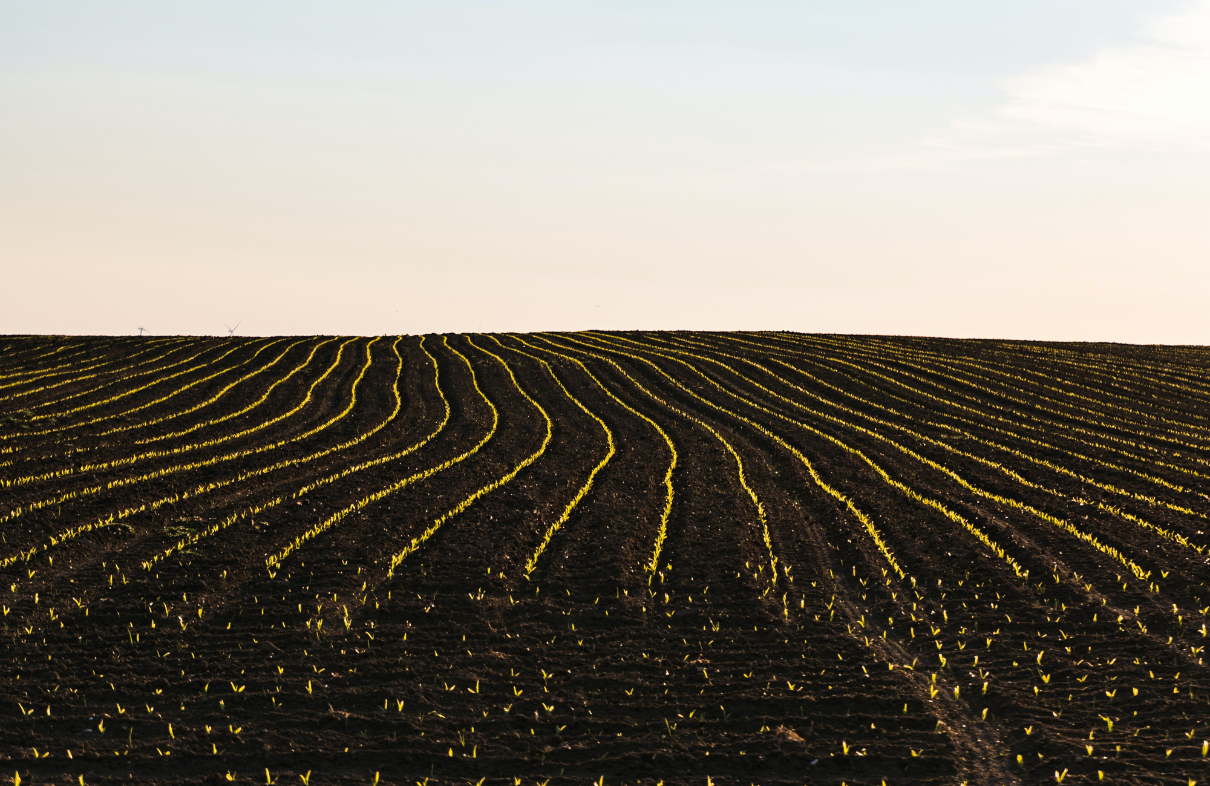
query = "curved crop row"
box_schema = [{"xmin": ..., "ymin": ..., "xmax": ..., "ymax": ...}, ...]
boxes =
[
  {"xmin": 2, "ymin": 338, "xmax": 283, "ymax": 451},
  {"xmin": 792, "ymin": 333, "xmax": 1210, "ymax": 466},
  {"xmin": 1, "ymin": 337, "xmax": 402, "ymax": 574},
  {"xmin": 547, "ymin": 335, "xmax": 781, "ymax": 589},
  {"xmin": 673, "ymin": 333, "xmax": 1210, "ymax": 557},
  {"xmin": 493, "ymin": 337, "xmax": 616, "ymax": 578},
  {"xmin": 625, "ymin": 334, "xmax": 1162, "ymax": 592},
  {"xmin": 22, "ymin": 341, "xmax": 242, "ymax": 424},
  {"xmin": 384, "ymin": 337, "xmax": 555, "ymax": 577},
  {"xmin": 841, "ymin": 336, "xmax": 1210, "ymax": 451},
  {"xmin": 7, "ymin": 339, "xmax": 213, "ymax": 415},
  {"xmin": 805, "ymin": 342, "xmax": 1210, "ymax": 497},
  {"xmin": 145, "ymin": 336, "xmax": 451, "ymax": 571},
  {"xmin": 745, "ymin": 333, "xmax": 1210, "ymax": 494},
  {"xmin": 582, "ymin": 334, "xmax": 1021, "ymax": 583},
  {"xmin": 760, "ymin": 351, "xmax": 1210, "ymax": 522},
  {"xmin": 1, "ymin": 338, "xmax": 352, "ymax": 489},
  {"xmin": 124, "ymin": 339, "xmax": 318, "ymax": 446},
  {"xmin": 0, "ymin": 338, "xmax": 192, "ymax": 405},
  {"xmin": 845, "ymin": 334, "xmax": 1210, "ymax": 442},
  {"xmin": 0, "ymin": 338, "xmax": 370, "ymax": 559},
  {"xmin": 0, "ymin": 337, "xmax": 181, "ymax": 391},
  {"xmin": 569, "ymin": 335, "xmax": 909, "ymax": 583},
  {"xmin": 517, "ymin": 336, "xmax": 678, "ymax": 574},
  {"xmin": 0, "ymin": 339, "xmax": 83, "ymax": 374},
  {"xmin": 863, "ymin": 335, "xmax": 1210, "ymax": 434},
  {"xmin": 0, "ymin": 338, "xmax": 307, "ymax": 446},
  {"xmin": 761, "ymin": 356, "xmax": 1210, "ymax": 554},
  {"xmin": 0, "ymin": 342, "xmax": 103, "ymax": 384}
]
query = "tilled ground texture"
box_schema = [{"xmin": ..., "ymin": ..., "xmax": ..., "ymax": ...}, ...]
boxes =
[{"xmin": 2, "ymin": 332, "xmax": 1210, "ymax": 786}]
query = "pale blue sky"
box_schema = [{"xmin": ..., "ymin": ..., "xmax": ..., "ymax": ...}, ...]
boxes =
[{"xmin": 3, "ymin": 2, "xmax": 1208, "ymax": 341}]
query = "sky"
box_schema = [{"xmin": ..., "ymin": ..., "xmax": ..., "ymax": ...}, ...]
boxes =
[{"xmin": 2, "ymin": 1, "xmax": 1209, "ymax": 342}]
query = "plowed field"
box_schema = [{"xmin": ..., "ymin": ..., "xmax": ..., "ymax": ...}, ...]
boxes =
[{"xmin": 3, "ymin": 332, "xmax": 1210, "ymax": 786}]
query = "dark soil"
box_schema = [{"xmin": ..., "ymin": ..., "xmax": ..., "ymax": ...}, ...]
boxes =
[{"xmin": 3, "ymin": 332, "xmax": 1210, "ymax": 785}]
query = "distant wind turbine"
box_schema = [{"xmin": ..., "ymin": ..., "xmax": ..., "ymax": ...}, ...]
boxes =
[
  {"xmin": 225, "ymin": 321, "xmax": 241, "ymax": 337},
  {"xmin": 137, "ymin": 326, "xmax": 148, "ymax": 336}
]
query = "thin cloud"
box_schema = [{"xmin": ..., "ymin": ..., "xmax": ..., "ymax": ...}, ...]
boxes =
[
  {"xmin": 962, "ymin": 0, "xmax": 1210, "ymax": 154},
  {"xmin": 802, "ymin": 1, "xmax": 1210, "ymax": 172}
]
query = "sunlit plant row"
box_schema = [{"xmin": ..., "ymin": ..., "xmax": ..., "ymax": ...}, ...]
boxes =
[
  {"xmin": 0, "ymin": 341, "xmax": 253, "ymax": 479},
  {"xmin": 0, "ymin": 339, "xmax": 350, "ymax": 525},
  {"xmin": 385, "ymin": 337, "xmax": 553, "ymax": 577},
  {"xmin": 0, "ymin": 337, "xmax": 186, "ymax": 402},
  {"xmin": 495, "ymin": 338, "xmax": 616, "ymax": 579},
  {"xmin": 1, "ymin": 339, "xmax": 383, "ymax": 571},
  {"xmin": 5, "ymin": 338, "xmax": 288, "ymax": 448},
  {"xmin": 0, "ymin": 340, "xmax": 98, "ymax": 383},
  {"xmin": 793, "ymin": 335, "xmax": 1206, "ymax": 490},
  {"xmin": 683, "ymin": 339, "xmax": 1203, "ymax": 578},
  {"xmin": 868, "ymin": 337, "xmax": 1210, "ymax": 448},
  {"xmin": 13, "ymin": 340, "xmax": 222, "ymax": 424},
  {"xmin": 520, "ymin": 336, "xmax": 678, "ymax": 576},
  {"xmin": 552, "ymin": 335, "xmax": 780, "ymax": 590}
]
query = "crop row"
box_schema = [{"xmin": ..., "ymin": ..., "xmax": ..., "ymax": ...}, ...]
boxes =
[
  {"xmin": 5, "ymin": 332, "xmax": 1210, "ymax": 782},
  {"xmin": 4, "ymin": 339, "xmax": 287, "ymax": 450}
]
